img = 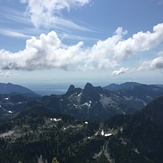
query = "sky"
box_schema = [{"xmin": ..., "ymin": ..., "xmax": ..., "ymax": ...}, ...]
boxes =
[{"xmin": 0, "ymin": 0, "xmax": 163, "ymax": 87}]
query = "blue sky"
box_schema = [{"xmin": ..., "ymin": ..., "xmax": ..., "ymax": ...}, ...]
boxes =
[{"xmin": 0, "ymin": 0, "xmax": 163, "ymax": 86}]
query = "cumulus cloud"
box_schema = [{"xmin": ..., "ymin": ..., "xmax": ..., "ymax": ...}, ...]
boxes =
[
  {"xmin": 112, "ymin": 67, "xmax": 129, "ymax": 76},
  {"xmin": 82, "ymin": 27, "xmax": 125, "ymax": 70},
  {"xmin": 0, "ymin": 31, "xmax": 86, "ymax": 70},
  {"xmin": 0, "ymin": 29, "xmax": 121, "ymax": 71},
  {"xmin": 0, "ymin": 23, "xmax": 163, "ymax": 72},
  {"xmin": 20, "ymin": 0, "xmax": 91, "ymax": 30},
  {"xmin": 138, "ymin": 56, "xmax": 163, "ymax": 71},
  {"xmin": 113, "ymin": 23, "xmax": 163, "ymax": 60}
]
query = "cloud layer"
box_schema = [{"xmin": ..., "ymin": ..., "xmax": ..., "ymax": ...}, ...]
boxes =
[{"xmin": 0, "ymin": 23, "xmax": 163, "ymax": 73}]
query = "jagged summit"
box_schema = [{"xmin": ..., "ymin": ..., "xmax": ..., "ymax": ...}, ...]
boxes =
[
  {"xmin": 66, "ymin": 84, "xmax": 75, "ymax": 93},
  {"xmin": 66, "ymin": 83, "xmax": 103, "ymax": 95},
  {"xmin": 83, "ymin": 82, "xmax": 94, "ymax": 93},
  {"xmin": 83, "ymin": 82, "xmax": 104, "ymax": 95},
  {"xmin": 84, "ymin": 82, "xmax": 93, "ymax": 88},
  {"xmin": 42, "ymin": 82, "xmax": 163, "ymax": 120},
  {"xmin": 65, "ymin": 84, "xmax": 82, "ymax": 95},
  {"xmin": 66, "ymin": 83, "xmax": 95, "ymax": 95},
  {"xmin": 81, "ymin": 83, "xmax": 103, "ymax": 105},
  {"xmin": 65, "ymin": 84, "xmax": 76, "ymax": 95}
]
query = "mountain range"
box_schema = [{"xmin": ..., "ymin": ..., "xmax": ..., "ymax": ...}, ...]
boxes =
[
  {"xmin": 0, "ymin": 93, "xmax": 163, "ymax": 162},
  {"xmin": 103, "ymin": 82, "xmax": 141, "ymax": 91},
  {"xmin": 42, "ymin": 82, "xmax": 163, "ymax": 120},
  {"xmin": 0, "ymin": 82, "xmax": 163, "ymax": 162},
  {"xmin": 103, "ymin": 82, "xmax": 163, "ymax": 91},
  {"xmin": 0, "ymin": 82, "xmax": 163, "ymax": 121}
]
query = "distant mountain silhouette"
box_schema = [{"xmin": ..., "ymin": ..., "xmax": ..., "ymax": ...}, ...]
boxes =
[
  {"xmin": 0, "ymin": 83, "xmax": 35, "ymax": 94},
  {"xmin": 103, "ymin": 82, "xmax": 141, "ymax": 91}
]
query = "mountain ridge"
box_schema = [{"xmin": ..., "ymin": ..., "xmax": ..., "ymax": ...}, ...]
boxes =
[
  {"xmin": 41, "ymin": 82, "xmax": 163, "ymax": 120},
  {"xmin": 0, "ymin": 82, "xmax": 38, "ymax": 96},
  {"xmin": 0, "ymin": 95, "xmax": 163, "ymax": 162},
  {"xmin": 104, "ymin": 82, "xmax": 147, "ymax": 91},
  {"xmin": 0, "ymin": 82, "xmax": 163, "ymax": 121}
]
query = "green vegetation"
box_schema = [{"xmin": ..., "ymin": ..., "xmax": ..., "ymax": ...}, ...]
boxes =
[
  {"xmin": 0, "ymin": 105, "xmax": 104, "ymax": 163},
  {"xmin": 0, "ymin": 86, "xmax": 163, "ymax": 162}
]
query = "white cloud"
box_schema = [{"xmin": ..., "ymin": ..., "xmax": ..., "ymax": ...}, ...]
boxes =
[
  {"xmin": 0, "ymin": 29, "xmax": 121, "ymax": 71},
  {"xmin": 113, "ymin": 23, "xmax": 163, "ymax": 60},
  {"xmin": 0, "ymin": 31, "xmax": 86, "ymax": 70},
  {"xmin": 138, "ymin": 56, "xmax": 163, "ymax": 71},
  {"xmin": 20, "ymin": 0, "xmax": 91, "ymax": 30},
  {"xmin": 81, "ymin": 27, "xmax": 125, "ymax": 70},
  {"xmin": 112, "ymin": 67, "xmax": 129, "ymax": 76},
  {"xmin": 0, "ymin": 23, "xmax": 163, "ymax": 72}
]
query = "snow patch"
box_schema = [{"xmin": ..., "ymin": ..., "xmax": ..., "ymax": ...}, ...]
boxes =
[
  {"xmin": 82, "ymin": 101, "xmax": 92, "ymax": 107},
  {"xmin": 73, "ymin": 104, "xmax": 78, "ymax": 107},
  {"xmin": 101, "ymin": 130, "xmax": 104, "ymax": 136},
  {"xmin": 101, "ymin": 130, "xmax": 112, "ymax": 137},
  {"xmin": 50, "ymin": 118, "xmax": 61, "ymax": 122},
  {"xmin": 95, "ymin": 132, "xmax": 98, "ymax": 136},
  {"xmin": 104, "ymin": 133, "xmax": 112, "ymax": 137},
  {"xmin": 78, "ymin": 93, "xmax": 82, "ymax": 97}
]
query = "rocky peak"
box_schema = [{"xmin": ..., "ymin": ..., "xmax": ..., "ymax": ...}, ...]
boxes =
[
  {"xmin": 83, "ymin": 83, "xmax": 94, "ymax": 93},
  {"xmin": 81, "ymin": 83, "xmax": 101, "ymax": 103},
  {"xmin": 66, "ymin": 85, "xmax": 75, "ymax": 94}
]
